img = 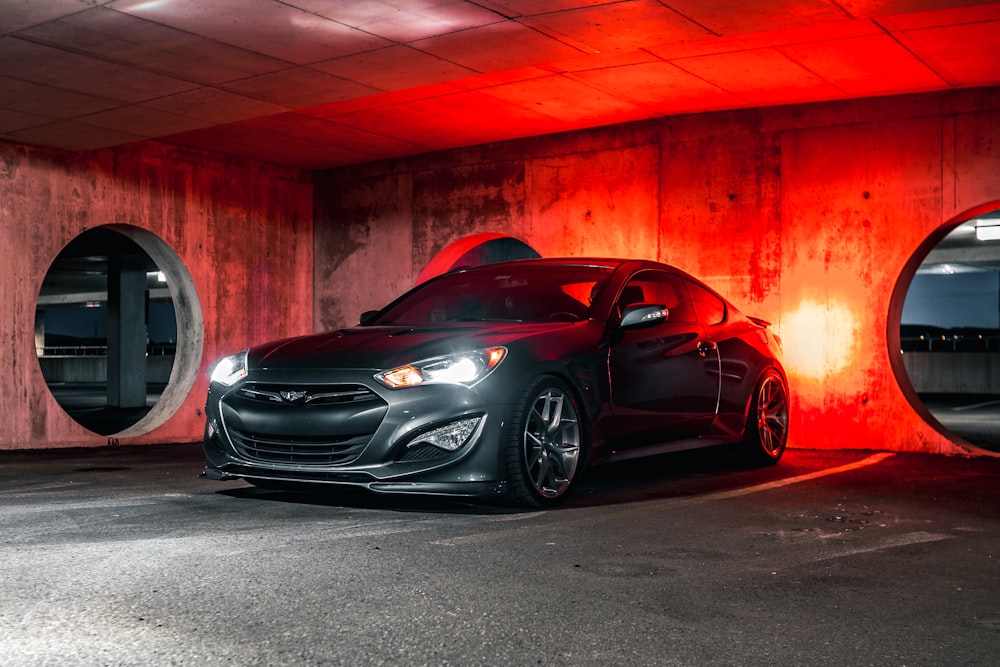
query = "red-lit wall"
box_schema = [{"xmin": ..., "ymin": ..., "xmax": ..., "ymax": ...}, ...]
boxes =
[
  {"xmin": 0, "ymin": 141, "xmax": 313, "ymax": 449},
  {"xmin": 315, "ymin": 87, "xmax": 1000, "ymax": 455},
  {"xmin": 2, "ymin": 87, "xmax": 998, "ymax": 453}
]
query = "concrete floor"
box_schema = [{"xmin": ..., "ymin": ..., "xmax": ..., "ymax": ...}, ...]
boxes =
[
  {"xmin": 1, "ymin": 443, "xmax": 999, "ymax": 666},
  {"xmin": 46, "ymin": 383, "xmax": 166, "ymax": 435},
  {"xmin": 920, "ymin": 393, "xmax": 1000, "ymax": 452}
]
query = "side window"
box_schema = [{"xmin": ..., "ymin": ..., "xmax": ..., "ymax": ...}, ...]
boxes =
[
  {"xmin": 686, "ymin": 280, "xmax": 727, "ymax": 325},
  {"xmin": 617, "ymin": 271, "xmax": 697, "ymax": 323}
]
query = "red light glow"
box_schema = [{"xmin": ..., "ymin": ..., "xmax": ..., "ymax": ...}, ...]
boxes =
[
  {"xmin": 779, "ymin": 299, "xmax": 858, "ymax": 381},
  {"xmin": 415, "ymin": 233, "xmax": 506, "ymax": 284}
]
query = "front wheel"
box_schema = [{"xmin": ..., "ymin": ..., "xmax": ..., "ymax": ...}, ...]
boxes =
[
  {"xmin": 505, "ymin": 376, "xmax": 585, "ymax": 507},
  {"xmin": 744, "ymin": 370, "xmax": 789, "ymax": 465}
]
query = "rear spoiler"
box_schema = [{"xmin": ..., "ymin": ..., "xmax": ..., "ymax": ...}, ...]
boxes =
[{"xmin": 748, "ymin": 315, "xmax": 782, "ymax": 349}]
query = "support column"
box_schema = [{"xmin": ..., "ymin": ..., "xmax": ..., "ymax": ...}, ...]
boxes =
[
  {"xmin": 34, "ymin": 309, "xmax": 45, "ymax": 357},
  {"xmin": 107, "ymin": 255, "xmax": 147, "ymax": 408}
]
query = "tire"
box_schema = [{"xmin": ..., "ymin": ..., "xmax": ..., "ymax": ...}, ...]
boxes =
[
  {"xmin": 744, "ymin": 369, "xmax": 789, "ymax": 465},
  {"xmin": 505, "ymin": 376, "xmax": 585, "ymax": 508}
]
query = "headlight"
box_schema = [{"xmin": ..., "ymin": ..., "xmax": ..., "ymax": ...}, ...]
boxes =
[
  {"xmin": 375, "ymin": 347, "xmax": 506, "ymax": 388},
  {"xmin": 210, "ymin": 350, "xmax": 248, "ymax": 386}
]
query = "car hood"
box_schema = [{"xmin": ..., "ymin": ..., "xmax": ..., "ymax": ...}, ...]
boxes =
[{"xmin": 247, "ymin": 322, "xmax": 590, "ymax": 371}]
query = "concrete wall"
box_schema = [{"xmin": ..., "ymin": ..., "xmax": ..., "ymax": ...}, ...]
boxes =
[
  {"xmin": 904, "ymin": 353, "xmax": 1000, "ymax": 394},
  {"xmin": 315, "ymin": 87, "xmax": 1000, "ymax": 456},
  {"xmin": 3, "ymin": 87, "xmax": 998, "ymax": 454},
  {"xmin": 0, "ymin": 140, "xmax": 313, "ymax": 449},
  {"xmin": 37, "ymin": 355, "xmax": 175, "ymax": 384}
]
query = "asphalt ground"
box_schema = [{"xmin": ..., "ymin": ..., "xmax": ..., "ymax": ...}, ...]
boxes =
[
  {"xmin": 2, "ymin": 443, "xmax": 999, "ymax": 666},
  {"xmin": 920, "ymin": 393, "xmax": 1000, "ymax": 453}
]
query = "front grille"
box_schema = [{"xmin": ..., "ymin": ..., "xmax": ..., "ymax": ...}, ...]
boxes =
[
  {"xmin": 229, "ymin": 429, "xmax": 369, "ymax": 465},
  {"xmin": 237, "ymin": 383, "xmax": 377, "ymax": 406},
  {"xmin": 220, "ymin": 382, "xmax": 388, "ymax": 466}
]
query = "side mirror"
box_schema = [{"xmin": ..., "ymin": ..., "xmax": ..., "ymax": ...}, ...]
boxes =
[
  {"xmin": 359, "ymin": 310, "xmax": 379, "ymax": 326},
  {"xmin": 620, "ymin": 304, "xmax": 668, "ymax": 328}
]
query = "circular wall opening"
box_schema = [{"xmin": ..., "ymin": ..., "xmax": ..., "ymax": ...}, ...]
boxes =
[
  {"xmin": 35, "ymin": 225, "xmax": 203, "ymax": 437},
  {"xmin": 417, "ymin": 234, "xmax": 541, "ymax": 284},
  {"xmin": 890, "ymin": 203, "xmax": 1000, "ymax": 451}
]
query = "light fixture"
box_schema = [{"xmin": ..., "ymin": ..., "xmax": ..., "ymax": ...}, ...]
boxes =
[{"xmin": 975, "ymin": 221, "xmax": 1000, "ymax": 241}]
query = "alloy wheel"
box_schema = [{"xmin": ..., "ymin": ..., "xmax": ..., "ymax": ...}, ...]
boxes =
[
  {"xmin": 755, "ymin": 374, "xmax": 789, "ymax": 457},
  {"xmin": 521, "ymin": 386, "xmax": 582, "ymax": 499}
]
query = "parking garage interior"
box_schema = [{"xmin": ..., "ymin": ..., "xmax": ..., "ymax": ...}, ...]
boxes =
[
  {"xmin": 2, "ymin": 1, "xmax": 999, "ymax": 456},
  {"xmin": 2, "ymin": 3, "xmax": 1000, "ymax": 665}
]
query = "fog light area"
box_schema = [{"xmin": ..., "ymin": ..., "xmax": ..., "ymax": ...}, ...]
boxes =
[{"xmin": 410, "ymin": 417, "xmax": 482, "ymax": 451}]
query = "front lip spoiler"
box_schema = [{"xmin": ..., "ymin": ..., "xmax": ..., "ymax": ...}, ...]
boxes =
[
  {"xmin": 200, "ymin": 467, "xmax": 240, "ymax": 481},
  {"xmin": 367, "ymin": 480, "xmax": 508, "ymax": 498},
  {"xmin": 200, "ymin": 467, "xmax": 508, "ymax": 498}
]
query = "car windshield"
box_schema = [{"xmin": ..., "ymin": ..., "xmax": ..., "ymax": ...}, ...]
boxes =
[{"xmin": 370, "ymin": 263, "xmax": 616, "ymax": 325}]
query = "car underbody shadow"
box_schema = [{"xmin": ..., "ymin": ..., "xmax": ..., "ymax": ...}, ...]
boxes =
[
  {"xmin": 215, "ymin": 444, "xmax": 779, "ymax": 512},
  {"xmin": 218, "ymin": 483, "xmax": 525, "ymax": 515}
]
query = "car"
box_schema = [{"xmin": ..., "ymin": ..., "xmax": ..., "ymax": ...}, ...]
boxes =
[{"xmin": 202, "ymin": 258, "xmax": 789, "ymax": 507}]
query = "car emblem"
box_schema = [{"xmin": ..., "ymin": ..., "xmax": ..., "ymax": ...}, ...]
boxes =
[{"xmin": 279, "ymin": 389, "xmax": 308, "ymax": 404}]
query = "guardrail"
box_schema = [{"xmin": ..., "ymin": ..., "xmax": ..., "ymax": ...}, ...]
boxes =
[
  {"xmin": 38, "ymin": 345, "xmax": 176, "ymax": 357},
  {"xmin": 900, "ymin": 327, "xmax": 1000, "ymax": 353}
]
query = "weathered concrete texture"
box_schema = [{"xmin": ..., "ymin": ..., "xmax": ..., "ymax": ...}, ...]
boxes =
[
  {"xmin": 904, "ymin": 353, "xmax": 1000, "ymax": 394},
  {"xmin": 526, "ymin": 144, "xmax": 659, "ymax": 259},
  {"xmin": 0, "ymin": 140, "xmax": 312, "ymax": 449},
  {"xmin": 413, "ymin": 160, "xmax": 525, "ymax": 268},
  {"xmin": 314, "ymin": 87, "xmax": 1000, "ymax": 456},
  {"xmin": 312, "ymin": 171, "xmax": 412, "ymax": 331}
]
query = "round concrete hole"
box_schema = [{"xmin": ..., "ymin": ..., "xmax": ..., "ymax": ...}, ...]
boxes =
[
  {"xmin": 417, "ymin": 233, "xmax": 541, "ymax": 284},
  {"xmin": 35, "ymin": 225, "xmax": 203, "ymax": 437},
  {"xmin": 891, "ymin": 204, "xmax": 1000, "ymax": 452}
]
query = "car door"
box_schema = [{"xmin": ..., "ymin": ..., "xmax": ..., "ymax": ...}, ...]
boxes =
[{"xmin": 607, "ymin": 270, "xmax": 721, "ymax": 449}]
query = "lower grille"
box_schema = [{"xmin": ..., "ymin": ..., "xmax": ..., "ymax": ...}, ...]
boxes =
[
  {"xmin": 397, "ymin": 444, "xmax": 450, "ymax": 462},
  {"xmin": 229, "ymin": 429, "xmax": 368, "ymax": 465}
]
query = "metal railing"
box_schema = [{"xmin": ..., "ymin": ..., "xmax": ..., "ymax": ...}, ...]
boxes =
[
  {"xmin": 38, "ymin": 344, "xmax": 176, "ymax": 357},
  {"xmin": 900, "ymin": 328, "xmax": 1000, "ymax": 352}
]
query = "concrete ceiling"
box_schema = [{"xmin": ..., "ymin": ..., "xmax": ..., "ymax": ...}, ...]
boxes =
[
  {"xmin": 1, "ymin": 0, "xmax": 998, "ymax": 170},
  {"xmin": 922, "ymin": 210, "xmax": 1000, "ymax": 274}
]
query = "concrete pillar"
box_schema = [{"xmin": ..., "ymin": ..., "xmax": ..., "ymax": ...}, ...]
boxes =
[
  {"xmin": 107, "ymin": 255, "xmax": 147, "ymax": 408},
  {"xmin": 34, "ymin": 310, "xmax": 45, "ymax": 357}
]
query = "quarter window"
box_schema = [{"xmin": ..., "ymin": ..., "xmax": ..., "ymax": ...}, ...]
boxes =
[{"xmin": 686, "ymin": 281, "xmax": 727, "ymax": 325}]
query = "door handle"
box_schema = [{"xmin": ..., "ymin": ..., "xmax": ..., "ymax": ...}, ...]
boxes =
[{"xmin": 697, "ymin": 340, "xmax": 718, "ymax": 357}]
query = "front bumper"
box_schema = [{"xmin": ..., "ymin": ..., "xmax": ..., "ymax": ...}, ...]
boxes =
[{"xmin": 202, "ymin": 367, "xmax": 513, "ymax": 498}]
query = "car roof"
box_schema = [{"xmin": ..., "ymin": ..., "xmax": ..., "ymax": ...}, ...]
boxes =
[{"xmin": 446, "ymin": 257, "xmax": 667, "ymax": 273}]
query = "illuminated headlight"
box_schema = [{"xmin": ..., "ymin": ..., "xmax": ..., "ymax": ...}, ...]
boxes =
[
  {"xmin": 210, "ymin": 350, "xmax": 248, "ymax": 386},
  {"xmin": 409, "ymin": 417, "xmax": 482, "ymax": 452},
  {"xmin": 375, "ymin": 347, "xmax": 506, "ymax": 388}
]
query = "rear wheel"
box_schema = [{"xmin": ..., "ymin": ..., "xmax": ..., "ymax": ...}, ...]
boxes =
[
  {"xmin": 745, "ymin": 370, "xmax": 789, "ymax": 465},
  {"xmin": 505, "ymin": 376, "xmax": 584, "ymax": 507}
]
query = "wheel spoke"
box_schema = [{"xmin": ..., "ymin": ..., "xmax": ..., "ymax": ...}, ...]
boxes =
[
  {"xmin": 546, "ymin": 441, "xmax": 575, "ymax": 480},
  {"xmin": 540, "ymin": 390, "xmax": 564, "ymax": 433},
  {"xmin": 531, "ymin": 447, "xmax": 551, "ymax": 488}
]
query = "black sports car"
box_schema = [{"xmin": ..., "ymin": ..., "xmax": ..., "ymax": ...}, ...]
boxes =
[{"xmin": 202, "ymin": 258, "xmax": 789, "ymax": 507}]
